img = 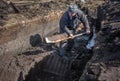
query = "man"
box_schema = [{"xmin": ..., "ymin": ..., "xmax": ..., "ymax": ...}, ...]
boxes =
[{"xmin": 59, "ymin": 4, "xmax": 90, "ymax": 57}]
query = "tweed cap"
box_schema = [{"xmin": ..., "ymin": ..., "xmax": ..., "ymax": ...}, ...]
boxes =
[{"xmin": 68, "ymin": 4, "xmax": 78, "ymax": 13}]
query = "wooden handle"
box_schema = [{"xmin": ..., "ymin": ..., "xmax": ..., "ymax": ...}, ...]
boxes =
[
  {"xmin": 56, "ymin": 33, "xmax": 86, "ymax": 43},
  {"xmin": 45, "ymin": 33, "xmax": 86, "ymax": 43}
]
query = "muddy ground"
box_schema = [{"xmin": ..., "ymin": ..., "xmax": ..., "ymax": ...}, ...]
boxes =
[
  {"xmin": 80, "ymin": 1, "xmax": 120, "ymax": 81},
  {"xmin": 0, "ymin": 0, "xmax": 120, "ymax": 81},
  {"xmin": 0, "ymin": 0, "xmax": 104, "ymax": 26}
]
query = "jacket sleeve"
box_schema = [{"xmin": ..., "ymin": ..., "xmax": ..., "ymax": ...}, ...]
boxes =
[
  {"xmin": 60, "ymin": 13, "xmax": 72, "ymax": 35},
  {"xmin": 78, "ymin": 10, "xmax": 90, "ymax": 32}
]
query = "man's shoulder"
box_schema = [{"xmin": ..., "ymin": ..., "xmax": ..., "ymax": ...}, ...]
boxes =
[
  {"xmin": 77, "ymin": 9, "xmax": 84, "ymax": 15},
  {"xmin": 62, "ymin": 11, "xmax": 69, "ymax": 18},
  {"xmin": 63, "ymin": 11, "xmax": 68, "ymax": 16}
]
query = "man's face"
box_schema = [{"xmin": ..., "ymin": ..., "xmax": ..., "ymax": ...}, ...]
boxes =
[{"xmin": 68, "ymin": 11, "xmax": 76, "ymax": 18}]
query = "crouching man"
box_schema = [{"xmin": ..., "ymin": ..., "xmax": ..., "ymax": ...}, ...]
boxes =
[{"xmin": 59, "ymin": 4, "xmax": 90, "ymax": 58}]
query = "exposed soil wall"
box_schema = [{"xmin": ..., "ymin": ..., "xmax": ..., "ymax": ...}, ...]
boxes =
[
  {"xmin": 79, "ymin": 1, "xmax": 120, "ymax": 81},
  {"xmin": 0, "ymin": 0, "xmax": 66, "ymax": 56},
  {"xmin": 0, "ymin": 1, "xmax": 65, "ymax": 81},
  {"xmin": 0, "ymin": 50, "xmax": 55, "ymax": 81},
  {"xmin": 0, "ymin": 12, "xmax": 62, "ymax": 55}
]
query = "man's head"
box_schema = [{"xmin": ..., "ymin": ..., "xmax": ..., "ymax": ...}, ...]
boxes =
[
  {"xmin": 68, "ymin": 4, "xmax": 78, "ymax": 14},
  {"xmin": 68, "ymin": 4, "xmax": 78, "ymax": 17}
]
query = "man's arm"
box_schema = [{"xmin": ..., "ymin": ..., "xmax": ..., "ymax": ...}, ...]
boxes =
[
  {"xmin": 78, "ymin": 10, "xmax": 90, "ymax": 33},
  {"xmin": 60, "ymin": 13, "xmax": 72, "ymax": 35}
]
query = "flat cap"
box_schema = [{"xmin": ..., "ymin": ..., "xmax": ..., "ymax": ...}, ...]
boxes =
[{"xmin": 68, "ymin": 4, "xmax": 78, "ymax": 13}]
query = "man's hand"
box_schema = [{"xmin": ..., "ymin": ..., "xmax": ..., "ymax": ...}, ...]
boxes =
[
  {"xmin": 86, "ymin": 29, "xmax": 90, "ymax": 34},
  {"xmin": 69, "ymin": 34, "xmax": 74, "ymax": 39}
]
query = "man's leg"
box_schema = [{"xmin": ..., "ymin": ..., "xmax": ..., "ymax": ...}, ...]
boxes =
[
  {"xmin": 59, "ymin": 41, "xmax": 67, "ymax": 57},
  {"xmin": 66, "ymin": 39, "xmax": 74, "ymax": 52}
]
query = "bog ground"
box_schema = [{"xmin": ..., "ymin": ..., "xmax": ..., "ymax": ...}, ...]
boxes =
[{"xmin": 0, "ymin": 0, "xmax": 120, "ymax": 81}]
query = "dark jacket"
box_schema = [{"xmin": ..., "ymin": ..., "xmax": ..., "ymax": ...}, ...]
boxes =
[{"xmin": 60, "ymin": 9, "xmax": 90, "ymax": 35}]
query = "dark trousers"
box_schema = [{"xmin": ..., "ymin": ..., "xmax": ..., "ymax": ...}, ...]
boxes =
[
  {"xmin": 59, "ymin": 39, "xmax": 74, "ymax": 57},
  {"xmin": 59, "ymin": 29, "xmax": 75, "ymax": 57}
]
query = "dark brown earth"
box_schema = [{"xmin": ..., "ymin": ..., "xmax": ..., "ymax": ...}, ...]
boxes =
[
  {"xmin": 79, "ymin": 1, "xmax": 120, "ymax": 81},
  {"xmin": 0, "ymin": 0, "xmax": 120, "ymax": 81}
]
